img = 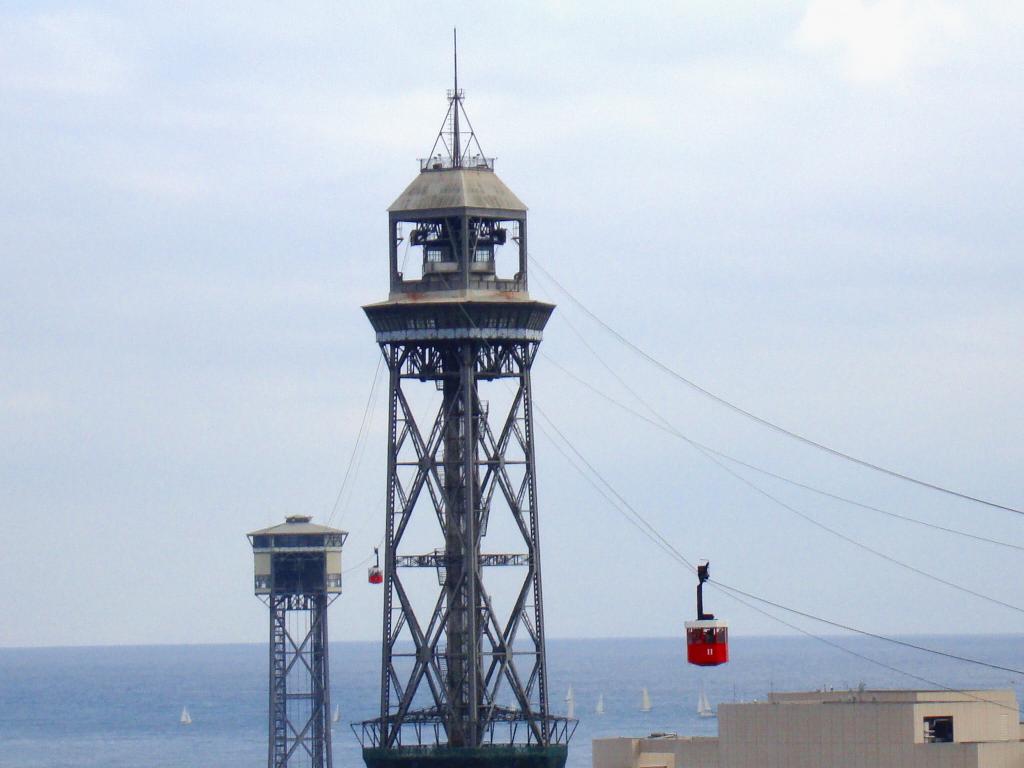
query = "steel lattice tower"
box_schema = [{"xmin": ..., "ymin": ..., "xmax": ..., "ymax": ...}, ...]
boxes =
[
  {"xmin": 250, "ymin": 515, "xmax": 348, "ymax": 768},
  {"xmin": 358, "ymin": 48, "xmax": 573, "ymax": 768}
]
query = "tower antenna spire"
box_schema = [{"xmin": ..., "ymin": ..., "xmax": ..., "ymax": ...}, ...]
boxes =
[
  {"xmin": 423, "ymin": 30, "xmax": 490, "ymax": 171},
  {"xmin": 452, "ymin": 27, "xmax": 461, "ymax": 167}
]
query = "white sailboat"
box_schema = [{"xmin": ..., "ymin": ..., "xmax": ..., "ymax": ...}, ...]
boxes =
[
  {"xmin": 331, "ymin": 704, "xmax": 340, "ymax": 724},
  {"xmin": 698, "ymin": 686, "xmax": 715, "ymax": 718},
  {"xmin": 596, "ymin": 694, "xmax": 605, "ymax": 716},
  {"xmin": 640, "ymin": 687, "xmax": 652, "ymax": 713},
  {"xmin": 565, "ymin": 685, "xmax": 575, "ymax": 719},
  {"xmin": 180, "ymin": 705, "xmax": 192, "ymax": 725}
]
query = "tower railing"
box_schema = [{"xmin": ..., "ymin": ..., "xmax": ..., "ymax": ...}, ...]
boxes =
[
  {"xmin": 419, "ymin": 155, "xmax": 495, "ymax": 172},
  {"xmin": 394, "ymin": 274, "xmax": 524, "ymax": 295},
  {"xmin": 355, "ymin": 710, "xmax": 577, "ymax": 749}
]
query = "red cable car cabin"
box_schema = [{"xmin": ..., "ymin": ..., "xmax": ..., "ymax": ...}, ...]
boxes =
[
  {"xmin": 368, "ymin": 547, "xmax": 383, "ymax": 585},
  {"xmin": 685, "ymin": 560, "xmax": 728, "ymax": 667},
  {"xmin": 685, "ymin": 619, "xmax": 728, "ymax": 666}
]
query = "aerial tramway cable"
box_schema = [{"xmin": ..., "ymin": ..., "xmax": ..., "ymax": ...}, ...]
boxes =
[
  {"xmin": 393, "ymin": 260, "xmax": 1024, "ymax": 700},
  {"xmin": 535, "ymin": 307, "xmax": 1024, "ymax": 613},
  {"xmin": 330, "ymin": 234, "xmax": 415, "ymax": 529},
  {"xmin": 530, "ymin": 257, "xmax": 1024, "ymax": 517},
  {"xmin": 719, "ymin": 582, "xmax": 1024, "ymax": 714},
  {"xmin": 531, "ymin": 405, "xmax": 1024, "ymax": 684},
  {"xmin": 541, "ymin": 353, "xmax": 1024, "ymax": 553},
  {"xmin": 712, "ymin": 579, "xmax": 1024, "ymax": 678},
  {"xmin": 327, "ymin": 355, "xmax": 384, "ymax": 526}
]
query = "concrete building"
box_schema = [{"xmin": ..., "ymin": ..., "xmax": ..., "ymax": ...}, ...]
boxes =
[{"xmin": 594, "ymin": 690, "xmax": 1024, "ymax": 768}]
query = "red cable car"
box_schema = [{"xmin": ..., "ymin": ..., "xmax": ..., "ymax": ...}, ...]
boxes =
[
  {"xmin": 685, "ymin": 560, "xmax": 728, "ymax": 667},
  {"xmin": 368, "ymin": 547, "xmax": 383, "ymax": 585}
]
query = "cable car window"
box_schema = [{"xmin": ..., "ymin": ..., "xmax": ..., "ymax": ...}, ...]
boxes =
[{"xmin": 924, "ymin": 716, "xmax": 954, "ymax": 743}]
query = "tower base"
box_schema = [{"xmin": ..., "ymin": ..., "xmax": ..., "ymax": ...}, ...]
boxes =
[{"xmin": 363, "ymin": 745, "xmax": 568, "ymax": 768}]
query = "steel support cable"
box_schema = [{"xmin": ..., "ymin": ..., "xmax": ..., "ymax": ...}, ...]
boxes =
[
  {"xmin": 372, "ymin": 271, "xmax": 1024, "ymax": 721},
  {"xmin": 534, "ymin": 307, "xmax": 1024, "ymax": 614},
  {"xmin": 337, "ymin": 388, "xmax": 437, "ymax": 557},
  {"xmin": 432, "ymin": 265, "xmax": 1024, "ymax": 683},
  {"xmin": 711, "ymin": 579, "xmax": 1024, "ymax": 679},
  {"xmin": 529, "ymin": 257, "xmax": 1024, "ymax": 517},
  {"xmin": 342, "ymin": 534, "xmax": 386, "ymax": 575},
  {"xmin": 531, "ymin": 400, "xmax": 1024, "ymax": 680},
  {"xmin": 344, "ymin": 376, "xmax": 385, "ymax": 519},
  {"xmin": 707, "ymin": 453, "xmax": 1024, "ymax": 615},
  {"xmin": 541, "ymin": 366, "xmax": 1024, "ymax": 616},
  {"xmin": 533, "ymin": 414, "xmax": 696, "ymax": 570},
  {"xmin": 327, "ymin": 356, "xmax": 384, "ymax": 526},
  {"xmin": 718, "ymin": 585, "xmax": 1024, "ymax": 714},
  {"xmin": 540, "ymin": 353, "xmax": 1024, "ymax": 552},
  {"xmin": 532, "ymin": 405, "xmax": 696, "ymax": 569}
]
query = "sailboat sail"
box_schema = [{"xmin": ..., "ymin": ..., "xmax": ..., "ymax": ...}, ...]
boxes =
[
  {"xmin": 641, "ymin": 687, "xmax": 652, "ymax": 712},
  {"xmin": 565, "ymin": 685, "xmax": 575, "ymax": 719},
  {"xmin": 596, "ymin": 694, "xmax": 605, "ymax": 716},
  {"xmin": 331, "ymin": 704, "xmax": 340, "ymax": 723},
  {"xmin": 180, "ymin": 706, "xmax": 192, "ymax": 725},
  {"xmin": 698, "ymin": 686, "xmax": 714, "ymax": 718}
]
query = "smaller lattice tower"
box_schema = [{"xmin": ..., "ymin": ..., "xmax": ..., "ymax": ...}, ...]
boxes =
[{"xmin": 249, "ymin": 515, "xmax": 348, "ymax": 768}]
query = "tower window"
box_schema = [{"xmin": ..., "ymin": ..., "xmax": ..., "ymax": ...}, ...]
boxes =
[
  {"xmin": 474, "ymin": 247, "xmax": 493, "ymax": 262},
  {"xmin": 426, "ymin": 248, "xmax": 444, "ymax": 263}
]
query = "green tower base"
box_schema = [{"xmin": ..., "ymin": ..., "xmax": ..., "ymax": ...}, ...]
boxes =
[{"xmin": 363, "ymin": 744, "xmax": 569, "ymax": 768}]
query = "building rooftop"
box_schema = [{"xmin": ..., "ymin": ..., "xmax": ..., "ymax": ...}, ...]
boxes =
[
  {"xmin": 594, "ymin": 688, "xmax": 1023, "ymax": 768},
  {"xmin": 247, "ymin": 516, "xmax": 347, "ymax": 538},
  {"xmin": 764, "ymin": 689, "xmax": 1014, "ymax": 705}
]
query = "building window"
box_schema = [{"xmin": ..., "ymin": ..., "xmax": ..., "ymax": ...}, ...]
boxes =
[
  {"xmin": 273, "ymin": 534, "xmax": 324, "ymax": 548},
  {"xmin": 474, "ymin": 247, "xmax": 492, "ymax": 262},
  {"xmin": 924, "ymin": 716, "xmax": 954, "ymax": 743},
  {"xmin": 426, "ymin": 248, "xmax": 444, "ymax": 263}
]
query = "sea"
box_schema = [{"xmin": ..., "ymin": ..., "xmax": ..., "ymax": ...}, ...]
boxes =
[{"xmin": 2, "ymin": 635, "xmax": 1023, "ymax": 768}]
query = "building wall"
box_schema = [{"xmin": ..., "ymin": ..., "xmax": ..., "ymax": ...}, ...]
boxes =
[
  {"xmin": 593, "ymin": 737, "xmax": 639, "ymax": 768},
  {"xmin": 912, "ymin": 694, "xmax": 1019, "ymax": 745},
  {"xmin": 719, "ymin": 700, "xmax": 916, "ymax": 767},
  {"xmin": 593, "ymin": 736, "xmax": 718, "ymax": 768},
  {"xmin": 974, "ymin": 741, "xmax": 1024, "ymax": 768}
]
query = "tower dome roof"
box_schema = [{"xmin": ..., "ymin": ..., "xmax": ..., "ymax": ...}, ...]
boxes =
[{"xmin": 388, "ymin": 167, "xmax": 526, "ymax": 217}]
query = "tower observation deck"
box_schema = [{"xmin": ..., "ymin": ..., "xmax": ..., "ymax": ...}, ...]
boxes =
[{"xmin": 358, "ymin": 40, "xmax": 574, "ymax": 768}]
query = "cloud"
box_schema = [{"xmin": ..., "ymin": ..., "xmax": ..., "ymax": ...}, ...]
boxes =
[{"xmin": 794, "ymin": 0, "xmax": 963, "ymax": 83}]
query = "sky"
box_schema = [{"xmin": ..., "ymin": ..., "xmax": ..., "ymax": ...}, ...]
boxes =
[{"xmin": 1, "ymin": 1, "xmax": 1022, "ymax": 648}]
